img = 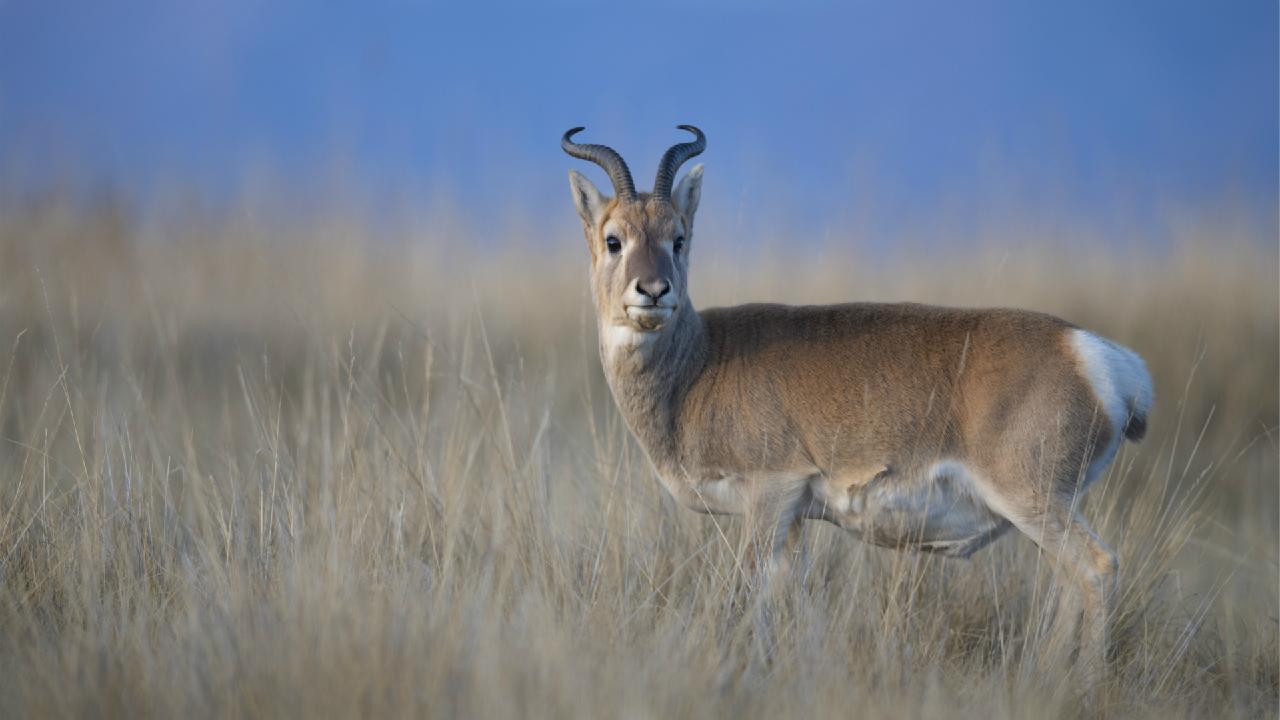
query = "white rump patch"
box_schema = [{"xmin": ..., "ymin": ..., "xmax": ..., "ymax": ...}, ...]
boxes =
[
  {"xmin": 1068, "ymin": 329, "xmax": 1154, "ymax": 437},
  {"xmin": 1069, "ymin": 329, "xmax": 1154, "ymax": 487}
]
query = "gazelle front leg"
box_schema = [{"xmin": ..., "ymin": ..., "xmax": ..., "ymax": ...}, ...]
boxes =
[
  {"xmin": 739, "ymin": 477, "xmax": 814, "ymax": 593},
  {"xmin": 734, "ymin": 479, "xmax": 812, "ymax": 668}
]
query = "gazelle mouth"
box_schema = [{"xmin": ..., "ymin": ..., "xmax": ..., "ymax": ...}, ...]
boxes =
[{"xmin": 625, "ymin": 305, "xmax": 675, "ymax": 330}]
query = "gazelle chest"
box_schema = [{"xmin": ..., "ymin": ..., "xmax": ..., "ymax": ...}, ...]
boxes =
[{"xmin": 654, "ymin": 471, "xmax": 750, "ymax": 515}]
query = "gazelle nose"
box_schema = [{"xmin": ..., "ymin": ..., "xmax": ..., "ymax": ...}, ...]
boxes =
[{"xmin": 635, "ymin": 278, "xmax": 670, "ymax": 301}]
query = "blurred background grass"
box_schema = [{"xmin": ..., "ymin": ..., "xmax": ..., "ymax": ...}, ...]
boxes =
[{"xmin": 0, "ymin": 188, "xmax": 1274, "ymax": 717}]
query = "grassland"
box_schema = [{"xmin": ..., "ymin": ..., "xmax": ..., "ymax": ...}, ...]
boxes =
[{"xmin": 0, "ymin": 194, "xmax": 1275, "ymax": 717}]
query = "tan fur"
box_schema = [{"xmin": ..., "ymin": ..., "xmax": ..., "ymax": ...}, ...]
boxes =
[{"xmin": 567, "ymin": 145, "xmax": 1151, "ymax": 678}]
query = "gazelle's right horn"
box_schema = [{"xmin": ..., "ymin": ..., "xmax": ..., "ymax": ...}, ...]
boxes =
[{"xmin": 562, "ymin": 127, "xmax": 636, "ymax": 199}]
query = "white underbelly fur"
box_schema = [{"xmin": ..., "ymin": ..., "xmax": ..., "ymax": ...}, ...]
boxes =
[
  {"xmin": 811, "ymin": 460, "xmax": 1009, "ymax": 557},
  {"xmin": 662, "ymin": 460, "xmax": 1009, "ymax": 557}
]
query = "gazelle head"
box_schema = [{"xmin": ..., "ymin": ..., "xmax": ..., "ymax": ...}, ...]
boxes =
[{"xmin": 563, "ymin": 126, "xmax": 705, "ymax": 344}]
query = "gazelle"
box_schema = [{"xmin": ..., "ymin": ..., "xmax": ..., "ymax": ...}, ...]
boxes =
[{"xmin": 563, "ymin": 126, "xmax": 1153, "ymax": 668}]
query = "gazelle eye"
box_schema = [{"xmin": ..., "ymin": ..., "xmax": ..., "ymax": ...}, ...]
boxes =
[
  {"xmin": 673, "ymin": 236, "xmax": 685, "ymax": 255},
  {"xmin": 605, "ymin": 236, "xmax": 622, "ymax": 254}
]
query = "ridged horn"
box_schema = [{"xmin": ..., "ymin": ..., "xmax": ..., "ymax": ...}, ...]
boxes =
[
  {"xmin": 652, "ymin": 125, "xmax": 706, "ymax": 199},
  {"xmin": 561, "ymin": 127, "xmax": 636, "ymax": 199}
]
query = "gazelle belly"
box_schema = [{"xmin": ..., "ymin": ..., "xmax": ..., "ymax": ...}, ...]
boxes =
[{"xmin": 811, "ymin": 460, "xmax": 1010, "ymax": 558}]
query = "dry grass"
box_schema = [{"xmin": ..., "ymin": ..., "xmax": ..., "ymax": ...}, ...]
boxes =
[{"xmin": 0, "ymin": 194, "xmax": 1275, "ymax": 718}]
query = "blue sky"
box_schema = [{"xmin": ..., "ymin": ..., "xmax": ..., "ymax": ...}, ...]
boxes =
[{"xmin": 1, "ymin": 0, "xmax": 1275, "ymax": 239}]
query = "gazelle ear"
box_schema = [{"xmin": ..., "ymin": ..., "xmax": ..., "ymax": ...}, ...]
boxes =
[
  {"xmin": 568, "ymin": 170, "xmax": 609, "ymax": 229},
  {"xmin": 672, "ymin": 164, "xmax": 703, "ymax": 224}
]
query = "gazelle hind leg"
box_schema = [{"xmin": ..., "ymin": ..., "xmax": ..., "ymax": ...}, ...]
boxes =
[
  {"xmin": 1070, "ymin": 511, "xmax": 1119, "ymax": 668},
  {"xmin": 1007, "ymin": 504, "xmax": 1118, "ymax": 679}
]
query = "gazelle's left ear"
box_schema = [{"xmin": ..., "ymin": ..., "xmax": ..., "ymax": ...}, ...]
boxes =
[{"xmin": 672, "ymin": 164, "xmax": 703, "ymax": 223}]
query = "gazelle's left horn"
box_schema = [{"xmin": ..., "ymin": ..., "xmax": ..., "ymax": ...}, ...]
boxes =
[{"xmin": 652, "ymin": 125, "xmax": 706, "ymax": 199}]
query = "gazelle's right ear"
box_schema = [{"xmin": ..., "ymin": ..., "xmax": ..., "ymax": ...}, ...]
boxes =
[{"xmin": 568, "ymin": 170, "xmax": 608, "ymax": 230}]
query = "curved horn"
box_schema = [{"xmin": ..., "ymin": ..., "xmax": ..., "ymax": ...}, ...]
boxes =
[
  {"xmin": 652, "ymin": 125, "xmax": 706, "ymax": 199},
  {"xmin": 561, "ymin": 127, "xmax": 636, "ymax": 199}
]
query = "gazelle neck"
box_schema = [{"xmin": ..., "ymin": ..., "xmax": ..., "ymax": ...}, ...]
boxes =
[{"xmin": 598, "ymin": 303, "xmax": 706, "ymax": 468}]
